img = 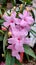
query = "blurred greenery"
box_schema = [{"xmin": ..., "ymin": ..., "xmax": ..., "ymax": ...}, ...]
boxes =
[
  {"xmin": 18, "ymin": 0, "xmax": 32, "ymax": 5},
  {"xmin": 0, "ymin": 0, "xmax": 32, "ymax": 7}
]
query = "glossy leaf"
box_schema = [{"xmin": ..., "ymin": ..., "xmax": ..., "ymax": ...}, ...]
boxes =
[
  {"xmin": 6, "ymin": 52, "xmax": 11, "ymax": 65},
  {"xmin": 6, "ymin": 51, "xmax": 15, "ymax": 65},
  {"xmin": 24, "ymin": 45, "xmax": 36, "ymax": 59}
]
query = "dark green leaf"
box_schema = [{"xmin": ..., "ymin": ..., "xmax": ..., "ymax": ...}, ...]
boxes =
[
  {"xmin": 24, "ymin": 45, "xmax": 36, "ymax": 59},
  {"xmin": 0, "ymin": 30, "xmax": 4, "ymax": 34},
  {"xmin": 15, "ymin": 58, "xmax": 22, "ymax": 65},
  {"xmin": 19, "ymin": 0, "xmax": 32, "ymax": 5},
  {"xmin": 3, "ymin": 32, "xmax": 8, "ymax": 53},
  {"xmin": 31, "ymin": 29, "xmax": 36, "ymax": 34},
  {"xmin": 0, "ymin": 19, "xmax": 4, "ymax": 24},
  {"xmin": 11, "ymin": 0, "xmax": 16, "ymax": 6},
  {"xmin": 6, "ymin": 52, "xmax": 11, "ymax": 65},
  {"xmin": 0, "ymin": 35, "xmax": 3, "ymax": 41},
  {"xmin": 30, "ymin": 29, "xmax": 36, "ymax": 37},
  {"xmin": 0, "ymin": 9, "xmax": 2, "ymax": 15},
  {"xmin": 6, "ymin": 51, "xmax": 15, "ymax": 65},
  {"xmin": 11, "ymin": 56, "xmax": 15, "ymax": 65}
]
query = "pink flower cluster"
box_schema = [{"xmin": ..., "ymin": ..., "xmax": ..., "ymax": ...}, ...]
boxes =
[{"xmin": 3, "ymin": 10, "xmax": 34, "ymax": 60}]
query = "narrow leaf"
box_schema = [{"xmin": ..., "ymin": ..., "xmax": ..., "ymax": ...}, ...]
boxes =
[
  {"xmin": 3, "ymin": 32, "xmax": 8, "ymax": 53},
  {"xmin": 6, "ymin": 51, "xmax": 15, "ymax": 65},
  {"xmin": 11, "ymin": 0, "xmax": 16, "ymax": 6},
  {"xmin": 6, "ymin": 52, "xmax": 11, "ymax": 65},
  {"xmin": 0, "ymin": 35, "xmax": 3, "ymax": 41},
  {"xmin": 11, "ymin": 56, "xmax": 15, "ymax": 65},
  {"xmin": 0, "ymin": 30, "xmax": 4, "ymax": 34}
]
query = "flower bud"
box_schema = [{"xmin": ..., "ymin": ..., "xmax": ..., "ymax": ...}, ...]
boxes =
[
  {"xmin": 8, "ymin": 32, "xmax": 12, "ymax": 37},
  {"xmin": 2, "ymin": 54, "xmax": 5, "ymax": 57},
  {"xmin": 2, "ymin": 27, "xmax": 7, "ymax": 31}
]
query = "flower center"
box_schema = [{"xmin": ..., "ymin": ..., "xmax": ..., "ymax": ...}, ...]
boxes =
[
  {"xmin": 11, "ymin": 20, "xmax": 14, "ymax": 23},
  {"xmin": 24, "ymin": 18, "xmax": 27, "ymax": 21},
  {"xmin": 18, "ymin": 38, "xmax": 20, "ymax": 41}
]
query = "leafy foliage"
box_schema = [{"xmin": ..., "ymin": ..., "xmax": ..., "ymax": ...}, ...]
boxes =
[
  {"xmin": 19, "ymin": 0, "xmax": 32, "ymax": 5},
  {"xmin": 0, "ymin": 0, "xmax": 36, "ymax": 65},
  {"xmin": 11, "ymin": 0, "xmax": 16, "ymax": 6},
  {"xmin": 6, "ymin": 51, "xmax": 22, "ymax": 65},
  {"xmin": 0, "ymin": 30, "xmax": 4, "ymax": 41},
  {"xmin": 24, "ymin": 45, "xmax": 36, "ymax": 59},
  {"xmin": 0, "ymin": 19, "xmax": 4, "ymax": 24},
  {"xmin": 3, "ymin": 32, "xmax": 8, "ymax": 53}
]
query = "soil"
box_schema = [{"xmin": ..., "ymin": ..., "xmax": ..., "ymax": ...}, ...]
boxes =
[{"xmin": 23, "ymin": 61, "xmax": 36, "ymax": 65}]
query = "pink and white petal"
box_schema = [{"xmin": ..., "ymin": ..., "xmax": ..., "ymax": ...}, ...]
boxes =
[
  {"xmin": 23, "ymin": 10, "xmax": 30, "ymax": 17},
  {"xmin": 26, "ymin": 16, "xmax": 34, "ymax": 25},
  {"xmin": 16, "ymin": 54, "xmax": 20, "ymax": 60},
  {"xmin": 20, "ymin": 29, "xmax": 28, "ymax": 36},
  {"xmin": 20, "ymin": 20, "xmax": 27, "ymax": 26},
  {"xmin": 14, "ymin": 18, "xmax": 21, "ymax": 25},
  {"xmin": 19, "ymin": 13, "xmax": 23, "ymax": 19},
  {"xmin": 3, "ymin": 21, "xmax": 10, "ymax": 27},
  {"xmin": 8, "ymin": 38, "xmax": 13, "ymax": 44},
  {"xmin": 7, "ymin": 45, "xmax": 12, "ymax": 49},
  {"xmin": 3, "ymin": 14, "xmax": 10, "ymax": 22},
  {"xmin": 11, "ymin": 11, "xmax": 16, "ymax": 17},
  {"xmin": 8, "ymin": 38, "xmax": 16, "ymax": 44},
  {"xmin": 12, "ymin": 51, "xmax": 20, "ymax": 60},
  {"xmin": 23, "ymin": 38, "xmax": 30, "ymax": 45},
  {"xmin": 25, "ymin": 25, "xmax": 31, "ymax": 31},
  {"xmin": 15, "ymin": 45, "xmax": 24, "ymax": 52}
]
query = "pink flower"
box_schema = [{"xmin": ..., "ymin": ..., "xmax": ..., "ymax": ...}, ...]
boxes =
[
  {"xmin": 10, "ymin": 23, "xmax": 28, "ymax": 37},
  {"xmin": 19, "ymin": 10, "xmax": 34, "ymax": 26},
  {"xmin": 3, "ymin": 11, "xmax": 16, "ymax": 28},
  {"xmin": 7, "ymin": 37, "xmax": 24, "ymax": 52},
  {"xmin": 7, "ymin": 37, "xmax": 24, "ymax": 60},
  {"xmin": 2, "ymin": 10, "xmax": 34, "ymax": 60},
  {"xmin": 7, "ymin": 37, "xmax": 30, "ymax": 60},
  {"xmin": 12, "ymin": 50, "xmax": 20, "ymax": 60}
]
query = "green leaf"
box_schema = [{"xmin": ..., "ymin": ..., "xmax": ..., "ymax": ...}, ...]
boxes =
[
  {"xmin": 11, "ymin": 56, "xmax": 15, "ymax": 65},
  {"xmin": 19, "ymin": 0, "xmax": 32, "ymax": 5},
  {"xmin": 6, "ymin": 52, "xmax": 11, "ymax": 65},
  {"xmin": 0, "ymin": 30, "xmax": 4, "ymax": 34},
  {"xmin": 31, "ymin": 29, "xmax": 36, "ymax": 34},
  {"xmin": 0, "ymin": 19, "xmax": 4, "ymax": 24},
  {"xmin": 19, "ymin": 0, "xmax": 24, "ymax": 4},
  {"xmin": 0, "ymin": 0, "xmax": 7, "ymax": 7},
  {"xmin": 3, "ymin": 32, "xmax": 8, "ymax": 53},
  {"xmin": 15, "ymin": 58, "xmax": 22, "ymax": 65},
  {"xmin": 11, "ymin": 0, "xmax": 16, "ymax": 6},
  {"xmin": 24, "ymin": 45, "xmax": 36, "ymax": 59},
  {"xmin": 0, "ymin": 30, "xmax": 4, "ymax": 41},
  {"xmin": 0, "ymin": 35, "xmax": 3, "ymax": 41},
  {"xmin": 0, "ymin": 9, "xmax": 2, "ymax": 15},
  {"xmin": 6, "ymin": 51, "xmax": 15, "ymax": 65},
  {"xmin": 30, "ymin": 29, "xmax": 36, "ymax": 37}
]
